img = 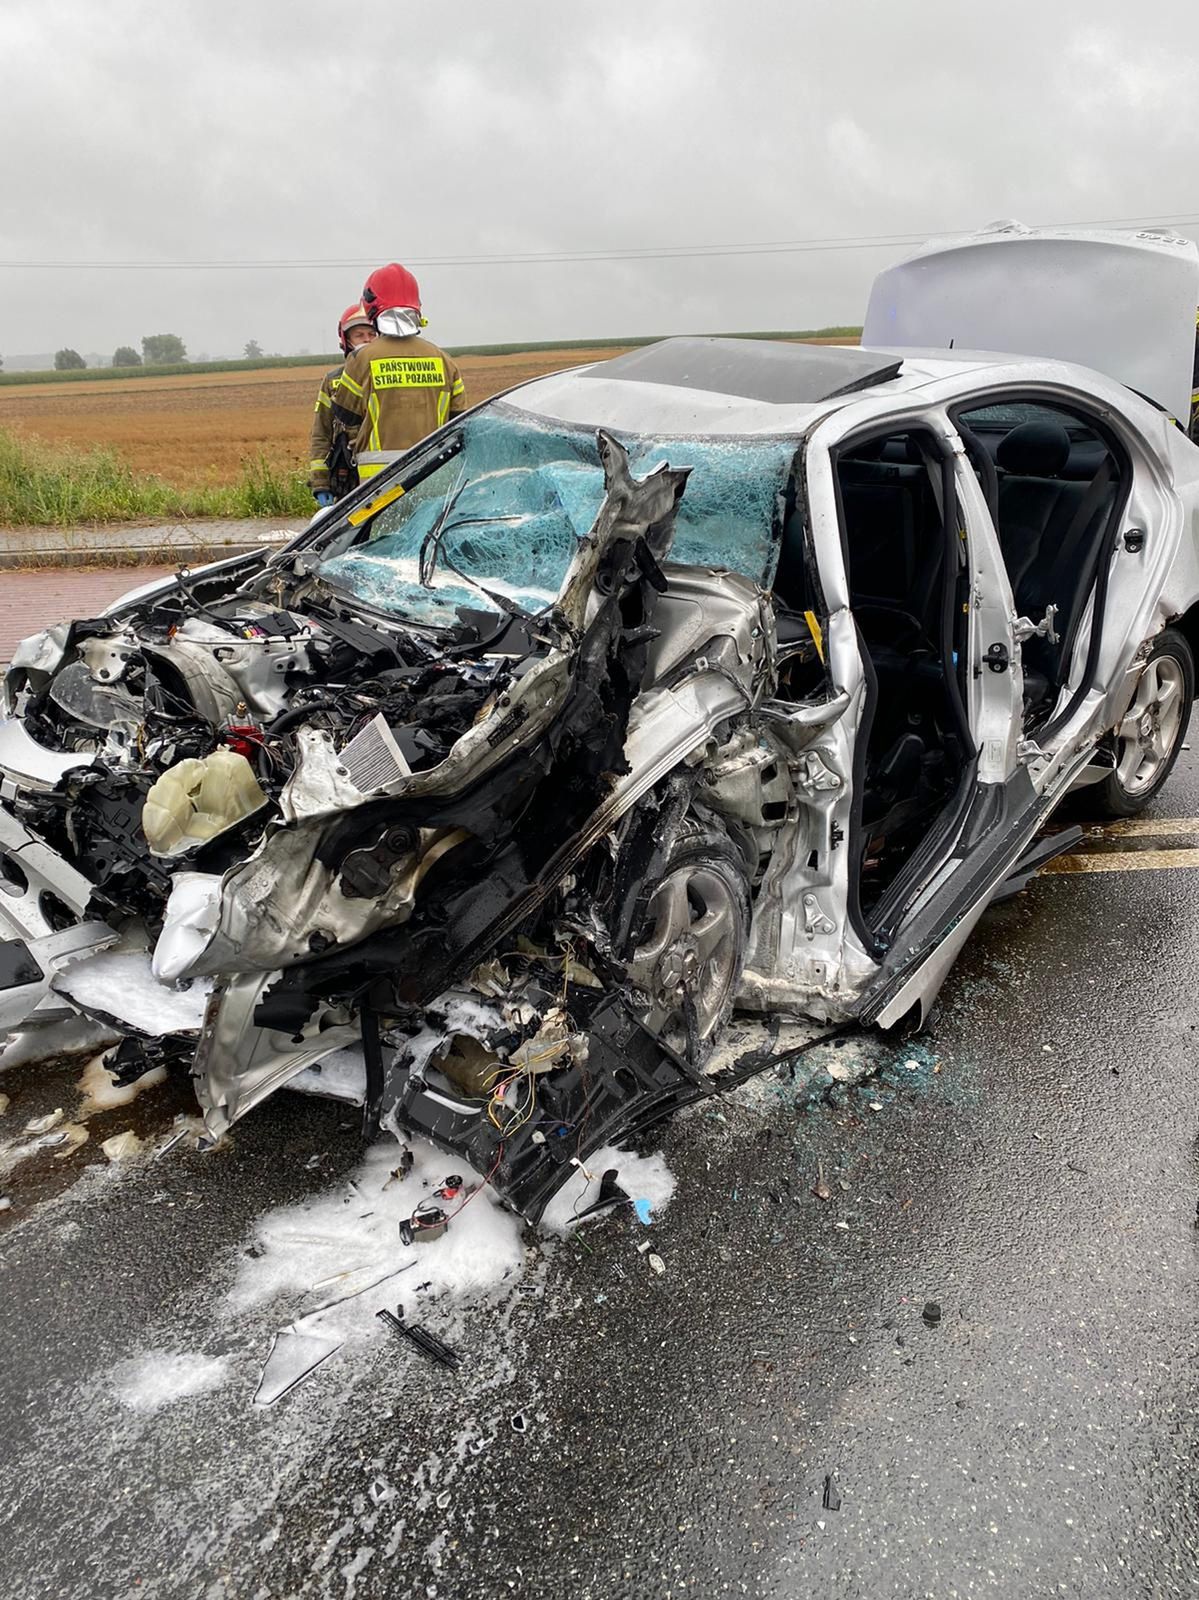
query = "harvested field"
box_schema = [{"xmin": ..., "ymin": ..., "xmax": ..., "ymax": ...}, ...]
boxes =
[
  {"xmin": 0, "ymin": 337, "xmax": 859, "ymax": 494},
  {"xmin": 0, "ymin": 348, "xmax": 637, "ymax": 489}
]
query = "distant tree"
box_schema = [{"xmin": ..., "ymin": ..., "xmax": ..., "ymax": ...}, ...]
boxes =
[
  {"xmin": 54, "ymin": 348, "xmax": 86, "ymax": 371},
  {"xmin": 243, "ymin": 339, "xmax": 263, "ymax": 359},
  {"xmin": 0, "ymin": 354, "xmax": 4, "ymax": 372},
  {"xmin": 141, "ymin": 333, "xmax": 187, "ymax": 365},
  {"xmin": 112, "ymin": 345, "xmax": 142, "ymax": 368}
]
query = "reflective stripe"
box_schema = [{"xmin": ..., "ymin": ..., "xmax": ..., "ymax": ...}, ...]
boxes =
[
  {"xmin": 803, "ymin": 609, "xmax": 825, "ymax": 664},
  {"xmin": 348, "ymin": 483, "xmax": 406, "ymax": 526},
  {"xmin": 337, "ymin": 371, "xmax": 365, "ymax": 398},
  {"xmin": 451, "ymin": 378, "xmax": 465, "ymax": 397},
  {"xmin": 366, "ymin": 392, "xmax": 381, "ymax": 452},
  {"xmin": 358, "ymin": 461, "xmax": 386, "ymax": 479},
  {"xmin": 307, "ymin": 459, "xmax": 327, "ymax": 471},
  {"xmin": 314, "ymin": 389, "xmax": 332, "ymax": 411},
  {"xmin": 437, "ymin": 391, "xmax": 450, "ymax": 427},
  {"xmin": 370, "ymin": 354, "xmax": 445, "ymax": 389}
]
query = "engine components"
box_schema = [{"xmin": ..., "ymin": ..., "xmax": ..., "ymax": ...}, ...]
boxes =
[{"xmin": 143, "ymin": 748, "xmax": 267, "ymax": 855}]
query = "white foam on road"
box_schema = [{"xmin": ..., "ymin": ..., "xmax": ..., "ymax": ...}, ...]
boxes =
[
  {"xmin": 226, "ymin": 1137, "xmax": 527, "ymax": 1343},
  {"xmin": 287, "ymin": 1045, "xmax": 368, "ymax": 1104},
  {"xmin": 54, "ymin": 949, "xmax": 212, "ymax": 1033},
  {"xmin": 0, "ymin": 1016, "xmax": 120, "ymax": 1074},
  {"xmin": 539, "ymin": 1142, "xmax": 678, "ymax": 1236},
  {"xmin": 109, "ymin": 1350, "xmax": 231, "ymax": 1412}
]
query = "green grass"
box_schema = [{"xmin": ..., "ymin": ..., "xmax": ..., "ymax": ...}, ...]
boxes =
[
  {"xmin": 0, "ymin": 429, "xmax": 312, "ymax": 526},
  {"xmin": 0, "ymin": 327, "xmax": 863, "ymax": 386}
]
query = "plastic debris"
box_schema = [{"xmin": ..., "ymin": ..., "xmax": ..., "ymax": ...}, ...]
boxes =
[
  {"xmin": 868, "ymin": 1101, "xmax": 883, "ymax": 1113},
  {"xmin": 575, "ymin": 1167, "xmax": 630, "ymax": 1221},
  {"xmin": 902, "ymin": 1058, "xmax": 920, "ymax": 1072},
  {"xmin": 24, "ymin": 1108, "xmax": 63, "ymax": 1135},
  {"xmin": 254, "ymin": 1324, "xmax": 343, "ymax": 1407},
  {"xmin": 822, "ymin": 1474, "xmax": 842, "ymax": 1511},
  {"xmin": 812, "ymin": 1165, "xmax": 832, "ymax": 1202},
  {"xmin": 633, "ymin": 1197, "xmax": 653, "ymax": 1225},
  {"xmin": 101, "ymin": 1130, "xmax": 146, "ymax": 1163},
  {"xmin": 399, "ymin": 1203, "xmax": 449, "ymax": 1245},
  {"xmin": 511, "ymin": 1410, "xmax": 529, "ymax": 1434},
  {"xmin": 922, "ymin": 1301, "xmax": 942, "ymax": 1325},
  {"xmin": 0, "ymin": 1093, "xmax": 9, "ymax": 1116},
  {"xmin": 647, "ymin": 1251, "xmax": 666, "ymax": 1276},
  {"xmin": 0, "ymin": 1195, "xmax": 12, "ymax": 1212},
  {"xmin": 52, "ymin": 1122, "xmax": 89, "ymax": 1159},
  {"xmin": 383, "ymin": 1145, "xmax": 415, "ymax": 1188},
  {"xmin": 368, "ymin": 1478, "xmax": 396, "ymax": 1507},
  {"xmin": 376, "ymin": 1307, "xmax": 460, "ymax": 1369}
]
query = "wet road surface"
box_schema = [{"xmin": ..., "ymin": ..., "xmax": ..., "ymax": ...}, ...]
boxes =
[{"xmin": 1, "ymin": 770, "xmax": 1197, "ymax": 1597}]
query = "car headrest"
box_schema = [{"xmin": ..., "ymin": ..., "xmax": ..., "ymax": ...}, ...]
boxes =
[
  {"xmin": 996, "ymin": 420, "xmax": 1070, "ymax": 478},
  {"xmin": 843, "ymin": 435, "xmax": 886, "ymax": 461}
]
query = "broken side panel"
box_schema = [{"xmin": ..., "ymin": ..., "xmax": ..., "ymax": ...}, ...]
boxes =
[{"xmin": 382, "ymin": 993, "xmax": 701, "ymax": 1224}]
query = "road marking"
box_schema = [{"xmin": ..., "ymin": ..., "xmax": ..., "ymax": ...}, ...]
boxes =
[
  {"xmin": 1099, "ymin": 816, "xmax": 1199, "ymax": 838},
  {"xmin": 1041, "ymin": 846, "xmax": 1199, "ymax": 875}
]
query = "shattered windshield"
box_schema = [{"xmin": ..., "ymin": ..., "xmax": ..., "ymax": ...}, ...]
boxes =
[{"xmin": 316, "ymin": 405, "xmax": 792, "ymax": 628}]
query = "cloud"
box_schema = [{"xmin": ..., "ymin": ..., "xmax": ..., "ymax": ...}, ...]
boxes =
[{"xmin": 2, "ymin": 0, "xmax": 1198, "ymax": 359}]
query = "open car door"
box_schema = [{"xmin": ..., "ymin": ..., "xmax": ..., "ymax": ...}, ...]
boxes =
[{"xmin": 801, "ymin": 400, "xmax": 1024, "ymax": 1028}]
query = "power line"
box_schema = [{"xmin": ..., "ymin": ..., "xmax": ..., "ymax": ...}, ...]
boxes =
[{"xmin": 2, "ymin": 211, "xmax": 1198, "ymax": 270}]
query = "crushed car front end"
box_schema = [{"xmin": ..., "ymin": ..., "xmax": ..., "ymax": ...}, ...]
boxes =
[{"xmin": 0, "ymin": 399, "xmax": 814, "ymax": 1218}]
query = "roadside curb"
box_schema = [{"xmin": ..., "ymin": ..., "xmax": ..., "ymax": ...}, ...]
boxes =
[{"xmin": 0, "ymin": 518, "xmax": 306, "ymax": 571}]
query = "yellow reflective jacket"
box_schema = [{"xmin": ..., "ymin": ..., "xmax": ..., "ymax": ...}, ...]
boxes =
[
  {"xmin": 307, "ymin": 365, "xmax": 343, "ymax": 493},
  {"xmin": 332, "ymin": 333, "xmax": 467, "ymax": 478}
]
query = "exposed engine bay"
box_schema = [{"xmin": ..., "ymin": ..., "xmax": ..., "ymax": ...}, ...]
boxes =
[{"xmin": 0, "ymin": 432, "xmax": 841, "ymax": 1221}]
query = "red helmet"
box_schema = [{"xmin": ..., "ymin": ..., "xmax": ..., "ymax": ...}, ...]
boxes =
[
  {"xmin": 361, "ymin": 263, "xmax": 422, "ymax": 322},
  {"xmin": 337, "ymin": 303, "xmax": 373, "ymax": 355}
]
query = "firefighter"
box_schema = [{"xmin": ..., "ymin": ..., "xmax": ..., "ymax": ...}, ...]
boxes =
[
  {"xmin": 308, "ymin": 304, "xmax": 377, "ymax": 506},
  {"xmin": 331, "ymin": 263, "xmax": 467, "ymax": 480}
]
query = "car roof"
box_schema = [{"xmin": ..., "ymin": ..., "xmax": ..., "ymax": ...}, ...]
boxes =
[{"xmin": 502, "ymin": 335, "xmax": 1002, "ymax": 437}]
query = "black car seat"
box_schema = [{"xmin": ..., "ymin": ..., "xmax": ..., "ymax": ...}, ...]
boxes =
[{"xmin": 994, "ymin": 421, "xmax": 1117, "ymax": 705}]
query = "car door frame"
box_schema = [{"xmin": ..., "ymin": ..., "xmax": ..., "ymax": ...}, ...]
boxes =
[
  {"xmin": 942, "ymin": 376, "xmax": 1182, "ymax": 795},
  {"xmin": 798, "ymin": 396, "xmax": 1024, "ymax": 1025}
]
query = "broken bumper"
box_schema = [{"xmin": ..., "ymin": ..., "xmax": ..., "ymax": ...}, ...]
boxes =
[{"xmin": 0, "ymin": 806, "xmax": 119, "ymax": 1033}]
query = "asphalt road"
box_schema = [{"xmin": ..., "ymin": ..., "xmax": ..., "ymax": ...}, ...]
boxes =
[{"xmin": 1, "ymin": 682, "xmax": 1197, "ymax": 1598}]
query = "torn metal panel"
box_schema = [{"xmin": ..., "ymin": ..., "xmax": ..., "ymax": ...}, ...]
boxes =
[{"xmin": 0, "ymin": 266, "xmax": 1197, "ymax": 1212}]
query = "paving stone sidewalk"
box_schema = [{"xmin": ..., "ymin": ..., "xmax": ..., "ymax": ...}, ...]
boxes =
[
  {"xmin": 0, "ymin": 565, "xmax": 176, "ymax": 662},
  {"xmin": 0, "ymin": 516, "xmax": 305, "ymax": 570}
]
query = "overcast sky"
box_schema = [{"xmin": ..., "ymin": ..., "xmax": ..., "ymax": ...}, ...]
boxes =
[{"xmin": 3, "ymin": 0, "xmax": 1198, "ymax": 363}]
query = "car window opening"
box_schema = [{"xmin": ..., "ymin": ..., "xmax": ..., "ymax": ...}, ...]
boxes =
[
  {"xmin": 769, "ymin": 466, "xmax": 833, "ymax": 702},
  {"xmin": 836, "ymin": 428, "xmax": 972, "ymax": 933},
  {"xmin": 957, "ymin": 398, "xmax": 1127, "ymax": 732},
  {"xmin": 313, "ymin": 406, "xmax": 793, "ymax": 634}
]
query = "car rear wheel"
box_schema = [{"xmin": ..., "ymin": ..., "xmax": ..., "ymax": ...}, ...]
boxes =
[
  {"xmin": 1092, "ymin": 628, "xmax": 1194, "ymax": 818},
  {"xmin": 620, "ymin": 820, "xmax": 751, "ymax": 1064}
]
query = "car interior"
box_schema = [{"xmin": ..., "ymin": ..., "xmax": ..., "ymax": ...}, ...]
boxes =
[
  {"xmin": 956, "ymin": 399, "xmax": 1125, "ymax": 726},
  {"xmin": 774, "ymin": 426, "xmax": 972, "ymax": 930},
  {"xmin": 771, "ymin": 397, "xmax": 1128, "ymax": 943}
]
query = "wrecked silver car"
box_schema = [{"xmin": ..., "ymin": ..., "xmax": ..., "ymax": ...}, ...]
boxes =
[{"xmin": 2, "ymin": 225, "xmax": 1198, "ymax": 1219}]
